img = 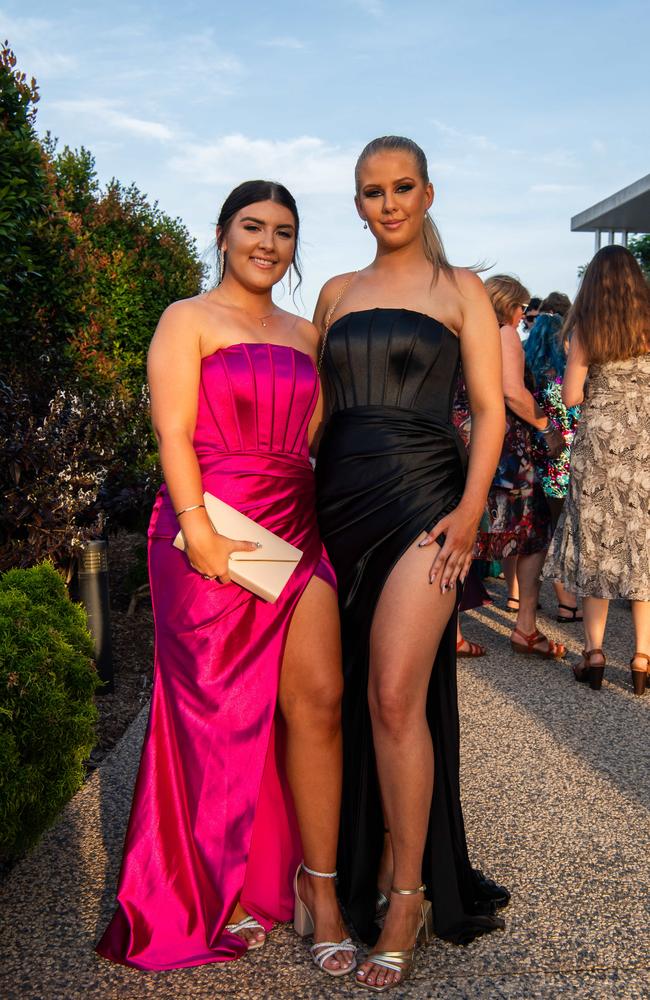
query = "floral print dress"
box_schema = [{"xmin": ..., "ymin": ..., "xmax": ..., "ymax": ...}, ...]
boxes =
[
  {"xmin": 474, "ymin": 367, "xmax": 551, "ymax": 561},
  {"xmin": 544, "ymin": 354, "xmax": 650, "ymax": 600}
]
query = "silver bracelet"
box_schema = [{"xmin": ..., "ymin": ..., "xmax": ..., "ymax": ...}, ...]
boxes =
[
  {"xmin": 538, "ymin": 420, "xmax": 554, "ymax": 436},
  {"xmin": 175, "ymin": 503, "xmax": 206, "ymax": 517}
]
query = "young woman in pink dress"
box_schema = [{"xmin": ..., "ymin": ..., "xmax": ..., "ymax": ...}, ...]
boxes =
[{"xmin": 96, "ymin": 181, "xmax": 356, "ymax": 977}]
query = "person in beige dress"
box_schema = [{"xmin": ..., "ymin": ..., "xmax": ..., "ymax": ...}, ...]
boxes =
[{"xmin": 544, "ymin": 245, "xmax": 650, "ymax": 694}]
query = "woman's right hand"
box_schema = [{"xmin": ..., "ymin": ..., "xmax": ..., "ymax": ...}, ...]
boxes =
[
  {"xmin": 542, "ymin": 424, "xmax": 565, "ymax": 459},
  {"xmin": 182, "ymin": 520, "xmax": 259, "ymax": 583}
]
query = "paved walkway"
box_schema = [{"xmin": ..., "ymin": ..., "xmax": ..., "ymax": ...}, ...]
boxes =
[{"xmin": 1, "ymin": 581, "xmax": 648, "ymax": 999}]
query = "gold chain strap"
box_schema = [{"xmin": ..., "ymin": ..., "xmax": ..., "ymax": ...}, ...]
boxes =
[{"xmin": 317, "ymin": 272, "xmax": 358, "ymax": 373}]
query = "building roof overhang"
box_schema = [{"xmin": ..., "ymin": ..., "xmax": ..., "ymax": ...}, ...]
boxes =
[{"xmin": 571, "ymin": 173, "xmax": 650, "ymax": 234}]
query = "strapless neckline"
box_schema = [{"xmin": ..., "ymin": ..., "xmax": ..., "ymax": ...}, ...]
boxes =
[
  {"xmin": 201, "ymin": 341, "xmax": 317, "ymax": 372},
  {"xmin": 328, "ymin": 307, "xmax": 458, "ymax": 342}
]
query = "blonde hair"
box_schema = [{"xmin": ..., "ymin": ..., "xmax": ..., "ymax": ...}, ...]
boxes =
[
  {"xmin": 562, "ymin": 245, "xmax": 650, "ymax": 364},
  {"xmin": 484, "ymin": 274, "xmax": 530, "ymax": 327},
  {"xmin": 355, "ymin": 135, "xmax": 453, "ymax": 284}
]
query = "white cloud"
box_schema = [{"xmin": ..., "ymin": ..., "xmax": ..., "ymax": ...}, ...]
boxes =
[
  {"xmin": 350, "ymin": 0, "xmax": 385, "ymax": 16},
  {"xmin": 169, "ymin": 134, "xmax": 357, "ymax": 195},
  {"xmin": 52, "ymin": 99, "xmax": 175, "ymax": 141},
  {"xmin": 1, "ymin": 10, "xmax": 77, "ymax": 76},
  {"xmin": 261, "ymin": 36, "xmax": 305, "ymax": 50},
  {"xmin": 431, "ymin": 119, "xmax": 498, "ymax": 153},
  {"xmin": 530, "ymin": 183, "xmax": 581, "ymax": 194}
]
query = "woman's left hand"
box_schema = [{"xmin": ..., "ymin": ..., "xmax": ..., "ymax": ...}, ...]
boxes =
[{"xmin": 419, "ymin": 505, "xmax": 480, "ymax": 593}]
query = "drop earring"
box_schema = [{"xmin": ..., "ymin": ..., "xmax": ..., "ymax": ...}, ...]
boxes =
[
  {"xmin": 288, "ymin": 265, "xmax": 292, "ymax": 295},
  {"xmin": 218, "ymin": 249, "xmax": 225, "ymax": 283},
  {"xmin": 363, "ymin": 221, "xmax": 368, "ymax": 229}
]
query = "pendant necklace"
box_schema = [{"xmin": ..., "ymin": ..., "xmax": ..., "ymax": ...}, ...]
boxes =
[{"xmin": 220, "ymin": 297, "xmax": 275, "ymax": 327}]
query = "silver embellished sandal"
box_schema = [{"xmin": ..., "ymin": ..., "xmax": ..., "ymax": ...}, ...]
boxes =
[
  {"xmin": 224, "ymin": 914, "xmax": 267, "ymax": 950},
  {"xmin": 293, "ymin": 862, "xmax": 357, "ymax": 977},
  {"xmin": 357, "ymin": 884, "xmax": 433, "ymax": 992}
]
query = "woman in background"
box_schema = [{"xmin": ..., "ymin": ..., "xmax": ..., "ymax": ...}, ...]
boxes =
[
  {"xmin": 526, "ymin": 296, "xmax": 583, "ymax": 623},
  {"xmin": 476, "ymin": 275, "xmax": 565, "ymax": 659},
  {"xmin": 544, "ymin": 245, "xmax": 650, "ymax": 694}
]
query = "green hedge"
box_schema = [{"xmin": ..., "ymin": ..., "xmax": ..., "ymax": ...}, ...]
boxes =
[{"xmin": 0, "ymin": 562, "xmax": 99, "ymax": 860}]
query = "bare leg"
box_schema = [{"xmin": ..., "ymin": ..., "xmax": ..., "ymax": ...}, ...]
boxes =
[
  {"xmin": 630, "ymin": 600, "xmax": 650, "ymax": 668},
  {"xmin": 278, "ymin": 575, "xmax": 353, "ymax": 972},
  {"xmin": 582, "ymin": 596, "xmax": 609, "ymax": 652},
  {"xmin": 356, "ymin": 535, "xmax": 456, "ymax": 990},
  {"xmin": 553, "ymin": 580, "xmax": 582, "ymax": 620},
  {"xmin": 227, "ymin": 576, "xmax": 349, "ymax": 963},
  {"xmin": 512, "ymin": 550, "xmax": 564, "ymax": 655},
  {"xmin": 502, "ymin": 555, "xmax": 519, "ymax": 609}
]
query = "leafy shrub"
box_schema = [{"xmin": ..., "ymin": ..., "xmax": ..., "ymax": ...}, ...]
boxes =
[
  {"xmin": 0, "ymin": 562, "xmax": 99, "ymax": 860},
  {"xmin": 0, "ymin": 376, "xmax": 159, "ymax": 573}
]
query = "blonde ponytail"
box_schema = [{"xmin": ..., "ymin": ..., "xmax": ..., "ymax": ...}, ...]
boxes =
[{"xmin": 422, "ymin": 211, "xmax": 453, "ymax": 283}]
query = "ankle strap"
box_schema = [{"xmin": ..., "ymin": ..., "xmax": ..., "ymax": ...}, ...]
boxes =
[
  {"xmin": 301, "ymin": 862, "xmax": 337, "ymax": 879},
  {"xmin": 391, "ymin": 883, "xmax": 426, "ymax": 895}
]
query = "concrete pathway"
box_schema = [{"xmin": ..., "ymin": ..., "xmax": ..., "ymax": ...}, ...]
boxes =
[{"xmin": 1, "ymin": 580, "xmax": 648, "ymax": 999}]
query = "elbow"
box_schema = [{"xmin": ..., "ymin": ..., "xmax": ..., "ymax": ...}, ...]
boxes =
[
  {"xmin": 154, "ymin": 425, "xmax": 194, "ymax": 452},
  {"xmin": 561, "ymin": 389, "xmax": 583, "ymax": 408}
]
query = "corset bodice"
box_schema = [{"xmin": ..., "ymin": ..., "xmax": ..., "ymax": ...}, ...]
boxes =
[
  {"xmin": 193, "ymin": 342, "xmax": 319, "ymax": 461},
  {"xmin": 320, "ymin": 308, "xmax": 461, "ymax": 423}
]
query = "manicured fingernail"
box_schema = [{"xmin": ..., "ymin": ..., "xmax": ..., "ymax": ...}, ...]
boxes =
[{"xmin": 418, "ymin": 539, "xmax": 429, "ymax": 547}]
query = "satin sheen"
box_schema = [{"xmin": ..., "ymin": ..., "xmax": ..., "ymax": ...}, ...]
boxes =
[
  {"xmin": 316, "ymin": 308, "xmax": 505, "ymax": 945},
  {"xmin": 96, "ymin": 343, "xmax": 335, "ymax": 970}
]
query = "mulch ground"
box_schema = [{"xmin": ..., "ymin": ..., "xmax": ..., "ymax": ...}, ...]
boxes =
[{"xmin": 88, "ymin": 531, "xmax": 154, "ymax": 770}]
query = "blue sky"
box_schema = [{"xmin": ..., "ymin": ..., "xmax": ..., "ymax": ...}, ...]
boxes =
[{"xmin": 3, "ymin": 0, "xmax": 649, "ymax": 314}]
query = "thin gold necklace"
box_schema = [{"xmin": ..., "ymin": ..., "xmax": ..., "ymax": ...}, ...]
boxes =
[{"xmin": 218, "ymin": 296, "xmax": 276, "ymax": 328}]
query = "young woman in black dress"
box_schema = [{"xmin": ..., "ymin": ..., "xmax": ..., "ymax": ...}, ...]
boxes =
[{"xmin": 314, "ymin": 136, "xmax": 508, "ymax": 992}]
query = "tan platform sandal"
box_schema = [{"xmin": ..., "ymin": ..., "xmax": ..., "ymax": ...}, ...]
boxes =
[
  {"xmin": 224, "ymin": 915, "xmax": 267, "ymax": 949},
  {"xmin": 293, "ymin": 863, "xmax": 357, "ymax": 977},
  {"xmin": 630, "ymin": 652, "xmax": 649, "ymax": 696},
  {"xmin": 357, "ymin": 884, "xmax": 433, "ymax": 992},
  {"xmin": 510, "ymin": 627, "xmax": 566, "ymax": 660}
]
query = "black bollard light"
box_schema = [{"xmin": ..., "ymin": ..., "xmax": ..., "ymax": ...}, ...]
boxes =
[{"xmin": 78, "ymin": 539, "xmax": 114, "ymax": 694}]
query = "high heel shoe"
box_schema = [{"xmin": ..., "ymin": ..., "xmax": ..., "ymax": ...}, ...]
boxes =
[
  {"xmin": 224, "ymin": 915, "xmax": 266, "ymax": 949},
  {"xmin": 293, "ymin": 863, "xmax": 357, "ymax": 977},
  {"xmin": 630, "ymin": 652, "xmax": 649, "ymax": 696},
  {"xmin": 356, "ymin": 884, "xmax": 433, "ymax": 993},
  {"xmin": 573, "ymin": 648, "xmax": 606, "ymax": 690}
]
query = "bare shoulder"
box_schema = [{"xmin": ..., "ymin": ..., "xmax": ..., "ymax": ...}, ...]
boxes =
[
  {"xmin": 151, "ymin": 295, "xmax": 204, "ymax": 350},
  {"xmin": 453, "ymin": 267, "xmax": 488, "ymax": 301},
  {"xmin": 293, "ymin": 315, "xmax": 319, "ymax": 347},
  {"xmin": 320, "ymin": 270, "xmax": 357, "ymax": 300}
]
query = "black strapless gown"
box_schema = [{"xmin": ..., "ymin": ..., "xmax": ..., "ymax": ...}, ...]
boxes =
[{"xmin": 315, "ymin": 308, "xmax": 506, "ymax": 945}]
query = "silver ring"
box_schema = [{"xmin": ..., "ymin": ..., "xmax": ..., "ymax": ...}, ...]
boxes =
[{"xmin": 202, "ymin": 574, "xmax": 217, "ymax": 580}]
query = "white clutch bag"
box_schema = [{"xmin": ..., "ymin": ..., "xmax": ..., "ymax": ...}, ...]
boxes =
[{"xmin": 173, "ymin": 492, "xmax": 303, "ymax": 603}]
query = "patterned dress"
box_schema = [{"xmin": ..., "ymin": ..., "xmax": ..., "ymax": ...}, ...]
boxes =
[
  {"xmin": 475, "ymin": 366, "xmax": 551, "ymax": 561},
  {"xmin": 544, "ymin": 354, "xmax": 650, "ymax": 600}
]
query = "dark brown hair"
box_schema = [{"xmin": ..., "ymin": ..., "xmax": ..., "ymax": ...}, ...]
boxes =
[
  {"xmin": 563, "ymin": 245, "xmax": 649, "ymax": 364},
  {"xmin": 216, "ymin": 179, "xmax": 302, "ymax": 290},
  {"xmin": 540, "ymin": 291, "xmax": 571, "ymax": 317}
]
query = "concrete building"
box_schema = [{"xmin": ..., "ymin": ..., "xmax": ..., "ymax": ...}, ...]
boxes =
[{"xmin": 571, "ymin": 172, "xmax": 650, "ymax": 252}]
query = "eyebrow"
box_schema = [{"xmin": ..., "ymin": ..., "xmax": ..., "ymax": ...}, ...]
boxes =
[
  {"xmin": 363, "ymin": 176, "xmax": 417, "ymax": 187},
  {"xmin": 240, "ymin": 215, "xmax": 295, "ymax": 230}
]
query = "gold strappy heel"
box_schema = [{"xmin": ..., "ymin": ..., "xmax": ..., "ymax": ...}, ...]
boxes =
[
  {"xmin": 357, "ymin": 884, "xmax": 433, "ymax": 992},
  {"xmin": 293, "ymin": 863, "xmax": 357, "ymax": 977}
]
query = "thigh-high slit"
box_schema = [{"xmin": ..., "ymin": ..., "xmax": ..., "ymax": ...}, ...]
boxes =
[{"xmin": 315, "ymin": 308, "xmax": 507, "ymax": 946}]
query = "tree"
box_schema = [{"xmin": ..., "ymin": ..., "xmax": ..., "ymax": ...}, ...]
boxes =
[
  {"xmin": 628, "ymin": 234, "xmax": 650, "ymax": 280},
  {"xmin": 0, "ymin": 42, "xmax": 205, "ymax": 568}
]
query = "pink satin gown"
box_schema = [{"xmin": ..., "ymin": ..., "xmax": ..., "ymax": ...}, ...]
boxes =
[{"xmin": 96, "ymin": 343, "xmax": 336, "ymax": 970}]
